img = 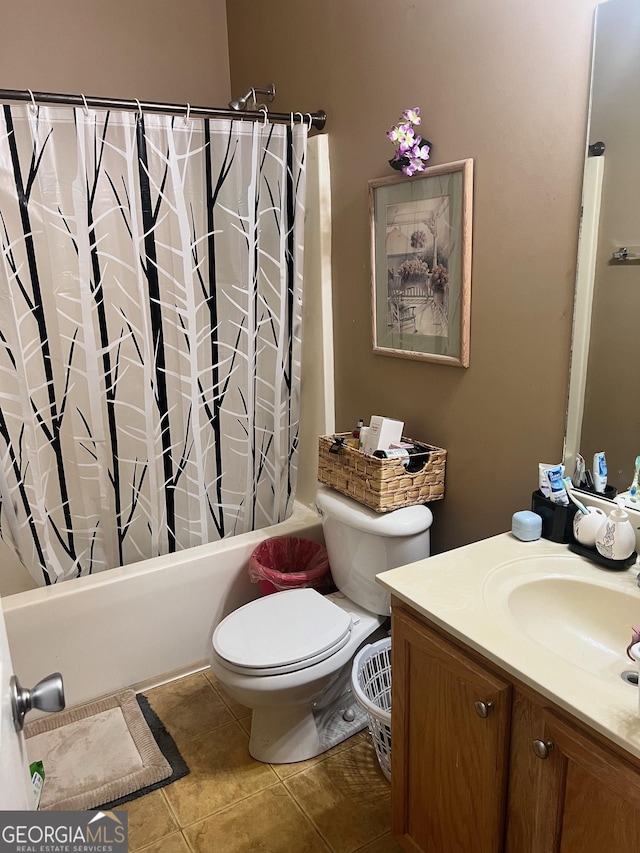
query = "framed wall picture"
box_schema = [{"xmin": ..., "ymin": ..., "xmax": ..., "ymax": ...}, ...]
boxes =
[{"xmin": 369, "ymin": 158, "xmax": 473, "ymax": 367}]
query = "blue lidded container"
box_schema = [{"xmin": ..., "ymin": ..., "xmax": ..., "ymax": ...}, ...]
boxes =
[{"xmin": 512, "ymin": 510, "xmax": 542, "ymax": 542}]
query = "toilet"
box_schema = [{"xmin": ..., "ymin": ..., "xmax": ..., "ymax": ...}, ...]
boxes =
[{"xmin": 210, "ymin": 485, "xmax": 433, "ymax": 764}]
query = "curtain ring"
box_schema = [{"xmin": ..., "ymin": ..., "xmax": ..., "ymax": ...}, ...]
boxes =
[
  {"xmin": 134, "ymin": 98, "xmax": 143, "ymax": 119},
  {"xmin": 184, "ymin": 103, "xmax": 191, "ymax": 124},
  {"xmin": 27, "ymin": 89, "xmax": 37, "ymax": 114},
  {"xmin": 81, "ymin": 94, "xmax": 90, "ymax": 116},
  {"xmin": 259, "ymin": 107, "xmax": 269, "ymax": 126},
  {"xmin": 290, "ymin": 112, "xmax": 294, "ymax": 129},
  {"xmin": 306, "ymin": 113, "xmax": 313, "ymax": 131},
  {"xmin": 294, "ymin": 112, "xmax": 304, "ymax": 126}
]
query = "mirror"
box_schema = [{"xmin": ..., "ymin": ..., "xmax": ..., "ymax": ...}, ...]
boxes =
[{"xmin": 565, "ymin": 0, "xmax": 640, "ymax": 497}]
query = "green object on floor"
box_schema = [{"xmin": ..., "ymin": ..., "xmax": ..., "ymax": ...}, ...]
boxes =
[{"xmin": 29, "ymin": 760, "xmax": 45, "ymax": 809}]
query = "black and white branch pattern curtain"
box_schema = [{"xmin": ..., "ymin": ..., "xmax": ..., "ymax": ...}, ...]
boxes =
[{"xmin": 0, "ymin": 104, "xmax": 307, "ymax": 585}]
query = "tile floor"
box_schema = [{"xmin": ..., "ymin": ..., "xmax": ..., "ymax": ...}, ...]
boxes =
[{"xmin": 122, "ymin": 670, "xmax": 402, "ymax": 853}]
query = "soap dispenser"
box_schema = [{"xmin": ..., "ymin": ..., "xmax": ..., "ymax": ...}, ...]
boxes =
[{"xmin": 595, "ymin": 498, "xmax": 637, "ymax": 561}]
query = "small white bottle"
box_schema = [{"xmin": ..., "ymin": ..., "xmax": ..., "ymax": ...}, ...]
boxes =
[{"xmin": 595, "ymin": 498, "xmax": 636, "ymax": 561}]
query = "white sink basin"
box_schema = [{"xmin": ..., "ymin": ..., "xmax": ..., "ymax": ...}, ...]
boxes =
[{"xmin": 482, "ymin": 555, "xmax": 640, "ymax": 679}]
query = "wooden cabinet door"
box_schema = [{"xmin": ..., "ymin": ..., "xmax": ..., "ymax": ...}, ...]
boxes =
[
  {"xmin": 521, "ymin": 708, "xmax": 640, "ymax": 853},
  {"xmin": 392, "ymin": 608, "xmax": 512, "ymax": 853}
]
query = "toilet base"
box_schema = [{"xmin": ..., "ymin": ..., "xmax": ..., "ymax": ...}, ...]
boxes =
[
  {"xmin": 210, "ymin": 598, "xmax": 389, "ymax": 764},
  {"xmin": 248, "ymin": 689, "xmax": 368, "ymax": 764}
]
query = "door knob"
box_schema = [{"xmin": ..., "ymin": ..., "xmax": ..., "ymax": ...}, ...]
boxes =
[
  {"xmin": 10, "ymin": 673, "xmax": 65, "ymax": 731},
  {"xmin": 532, "ymin": 739, "xmax": 554, "ymax": 759},
  {"xmin": 474, "ymin": 700, "xmax": 494, "ymax": 718}
]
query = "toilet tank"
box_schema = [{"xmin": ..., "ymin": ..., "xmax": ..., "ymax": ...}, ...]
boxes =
[{"xmin": 315, "ymin": 485, "xmax": 433, "ymax": 615}]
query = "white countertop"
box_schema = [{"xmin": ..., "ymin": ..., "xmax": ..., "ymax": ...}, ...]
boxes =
[{"xmin": 376, "ymin": 532, "xmax": 640, "ymax": 761}]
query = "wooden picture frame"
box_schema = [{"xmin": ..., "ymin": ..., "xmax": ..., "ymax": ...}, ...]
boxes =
[{"xmin": 369, "ymin": 158, "xmax": 473, "ymax": 367}]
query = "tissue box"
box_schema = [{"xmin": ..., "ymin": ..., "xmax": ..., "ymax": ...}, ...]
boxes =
[
  {"xmin": 360, "ymin": 416, "xmax": 404, "ymax": 456},
  {"xmin": 318, "ymin": 433, "xmax": 446, "ymax": 512}
]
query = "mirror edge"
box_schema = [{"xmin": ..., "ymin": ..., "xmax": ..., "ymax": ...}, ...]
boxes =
[{"xmin": 564, "ymin": 156, "xmax": 605, "ymax": 476}]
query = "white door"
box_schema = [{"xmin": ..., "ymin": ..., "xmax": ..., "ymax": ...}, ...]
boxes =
[{"xmin": 0, "ymin": 593, "xmax": 34, "ymax": 810}]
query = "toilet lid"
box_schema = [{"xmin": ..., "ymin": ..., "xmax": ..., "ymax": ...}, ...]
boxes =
[{"xmin": 213, "ymin": 588, "xmax": 353, "ymax": 675}]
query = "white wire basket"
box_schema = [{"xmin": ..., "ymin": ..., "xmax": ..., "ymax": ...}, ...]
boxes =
[{"xmin": 351, "ymin": 637, "xmax": 392, "ymax": 781}]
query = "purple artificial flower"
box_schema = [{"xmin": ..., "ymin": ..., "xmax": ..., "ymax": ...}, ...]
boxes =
[
  {"xmin": 403, "ymin": 125, "xmax": 416, "ymax": 144},
  {"xmin": 387, "ymin": 108, "xmax": 431, "ymax": 175},
  {"xmin": 389, "ymin": 122, "xmax": 416, "ymax": 148},
  {"xmin": 395, "ymin": 124, "xmax": 414, "ymax": 148},
  {"xmin": 413, "ymin": 142, "xmax": 431, "ymax": 162},
  {"xmin": 402, "ymin": 108, "xmax": 421, "ymax": 125}
]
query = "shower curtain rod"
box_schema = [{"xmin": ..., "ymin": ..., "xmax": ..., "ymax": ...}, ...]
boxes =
[{"xmin": 0, "ymin": 88, "xmax": 327, "ymax": 131}]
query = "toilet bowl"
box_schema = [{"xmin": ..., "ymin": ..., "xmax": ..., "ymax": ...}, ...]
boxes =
[{"xmin": 210, "ymin": 485, "xmax": 433, "ymax": 764}]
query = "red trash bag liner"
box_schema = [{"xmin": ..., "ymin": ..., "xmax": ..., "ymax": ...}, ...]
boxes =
[{"xmin": 249, "ymin": 536, "xmax": 332, "ymax": 596}]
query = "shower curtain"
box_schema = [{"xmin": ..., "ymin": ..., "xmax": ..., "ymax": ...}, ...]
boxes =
[{"xmin": 0, "ymin": 103, "xmax": 307, "ymax": 585}]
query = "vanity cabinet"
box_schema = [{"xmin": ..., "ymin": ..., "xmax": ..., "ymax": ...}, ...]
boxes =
[
  {"xmin": 391, "ymin": 605, "xmax": 512, "ymax": 852},
  {"xmin": 391, "ymin": 602, "xmax": 640, "ymax": 853},
  {"xmin": 506, "ymin": 694, "xmax": 640, "ymax": 852}
]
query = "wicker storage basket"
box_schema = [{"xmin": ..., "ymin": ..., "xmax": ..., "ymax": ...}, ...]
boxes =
[{"xmin": 318, "ymin": 433, "xmax": 446, "ymax": 512}]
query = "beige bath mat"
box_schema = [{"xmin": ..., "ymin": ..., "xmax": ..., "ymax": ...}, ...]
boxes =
[{"xmin": 24, "ymin": 689, "xmax": 184, "ymax": 811}]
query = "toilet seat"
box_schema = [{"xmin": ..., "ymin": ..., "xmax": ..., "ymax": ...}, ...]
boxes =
[{"xmin": 213, "ymin": 588, "xmax": 353, "ymax": 676}]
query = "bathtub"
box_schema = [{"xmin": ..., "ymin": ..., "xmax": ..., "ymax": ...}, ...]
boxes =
[
  {"xmin": 3, "ymin": 501, "xmax": 324, "ymax": 707},
  {"xmin": 1, "ymin": 135, "xmax": 335, "ymax": 710}
]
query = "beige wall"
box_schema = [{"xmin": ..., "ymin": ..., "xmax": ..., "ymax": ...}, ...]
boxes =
[
  {"xmin": 227, "ymin": 0, "xmax": 599, "ymax": 552},
  {"xmin": 1, "ymin": 0, "xmax": 230, "ymax": 105}
]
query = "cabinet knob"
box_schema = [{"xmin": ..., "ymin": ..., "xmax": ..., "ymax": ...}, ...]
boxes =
[
  {"xmin": 532, "ymin": 739, "xmax": 554, "ymax": 760},
  {"xmin": 474, "ymin": 700, "xmax": 493, "ymax": 718}
]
